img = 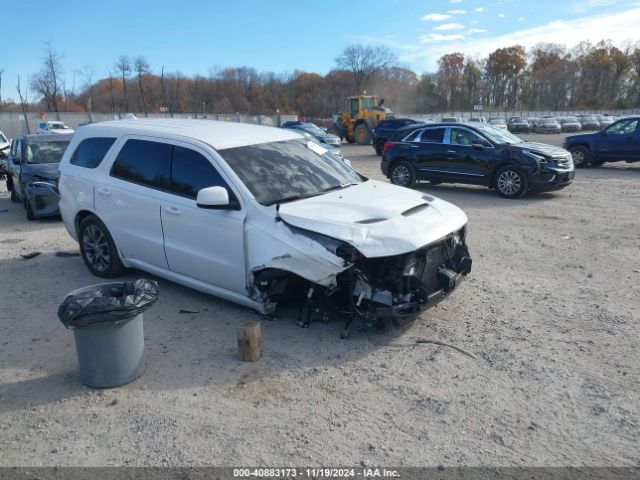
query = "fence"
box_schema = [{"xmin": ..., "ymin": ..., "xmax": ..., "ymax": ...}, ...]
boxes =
[
  {"xmin": 401, "ymin": 109, "xmax": 640, "ymax": 121},
  {"xmin": 0, "ymin": 112, "xmax": 298, "ymax": 140}
]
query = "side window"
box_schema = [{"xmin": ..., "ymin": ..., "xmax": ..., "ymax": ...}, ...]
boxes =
[
  {"xmin": 420, "ymin": 128, "xmax": 445, "ymax": 144},
  {"xmin": 70, "ymin": 137, "xmax": 116, "ymax": 168},
  {"xmin": 606, "ymin": 119, "xmax": 638, "ymax": 136},
  {"xmin": 170, "ymin": 146, "xmax": 236, "ymax": 201},
  {"xmin": 111, "ymin": 139, "xmax": 171, "ymax": 189},
  {"xmin": 450, "ymin": 128, "xmax": 484, "ymax": 146},
  {"xmin": 404, "ymin": 129, "xmax": 423, "ymax": 142}
]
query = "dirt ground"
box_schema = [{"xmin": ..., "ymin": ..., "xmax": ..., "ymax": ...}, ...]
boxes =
[{"xmin": 0, "ymin": 133, "xmax": 639, "ymax": 467}]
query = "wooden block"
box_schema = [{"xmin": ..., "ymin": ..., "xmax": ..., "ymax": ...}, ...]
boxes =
[{"xmin": 237, "ymin": 321, "xmax": 262, "ymax": 362}]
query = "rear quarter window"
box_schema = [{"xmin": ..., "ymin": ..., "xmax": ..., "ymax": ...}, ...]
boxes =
[{"xmin": 70, "ymin": 137, "xmax": 117, "ymax": 168}]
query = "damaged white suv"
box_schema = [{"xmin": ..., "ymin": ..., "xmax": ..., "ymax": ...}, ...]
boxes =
[{"xmin": 58, "ymin": 119, "xmax": 472, "ymax": 335}]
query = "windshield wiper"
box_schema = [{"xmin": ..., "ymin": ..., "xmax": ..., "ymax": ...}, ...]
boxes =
[
  {"xmin": 269, "ymin": 192, "xmax": 323, "ymax": 207},
  {"xmin": 322, "ymin": 182, "xmax": 353, "ymax": 193}
]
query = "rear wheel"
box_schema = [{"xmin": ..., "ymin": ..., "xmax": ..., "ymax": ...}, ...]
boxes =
[
  {"xmin": 570, "ymin": 146, "xmax": 592, "ymax": 168},
  {"xmin": 389, "ymin": 161, "xmax": 416, "ymax": 188},
  {"xmin": 354, "ymin": 124, "xmax": 372, "ymax": 145},
  {"xmin": 79, "ymin": 215, "xmax": 125, "ymax": 278},
  {"xmin": 494, "ymin": 165, "xmax": 528, "ymax": 199}
]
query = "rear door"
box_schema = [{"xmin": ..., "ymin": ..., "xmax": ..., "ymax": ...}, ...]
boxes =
[
  {"xmin": 160, "ymin": 143, "xmax": 247, "ymax": 294},
  {"xmin": 96, "ymin": 137, "xmax": 170, "ymax": 269},
  {"xmin": 596, "ymin": 119, "xmax": 640, "ymax": 161},
  {"xmin": 9, "ymin": 139, "xmax": 24, "ymax": 198},
  {"xmin": 411, "ymin": 127, "xmax": 449, "ymax": 180}
]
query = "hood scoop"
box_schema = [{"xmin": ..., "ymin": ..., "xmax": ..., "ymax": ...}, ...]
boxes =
[
  {"xmin": 354, "ymin": 217, "xmax": 387, "ymax": 224},
  {"xmin": 402, "ymin": 203, "xmax": 430, "ymax": 216}
]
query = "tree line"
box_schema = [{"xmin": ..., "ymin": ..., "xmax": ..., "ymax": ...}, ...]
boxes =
[{"xmin": 1, "ymin": 40, "xmax": 639, "ymax": 118}]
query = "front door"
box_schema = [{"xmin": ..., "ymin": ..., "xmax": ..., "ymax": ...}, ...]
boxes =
[
  {"xmin": 597, "ymin": 119, "xmax": 640, "ymax": 161},
  {"xmin": 440, "ymin": 127, "xmax": 494, "ymax": 183},
  {"xmin": 160, "ymin": 144, "xmax": 247, "ymax": 295}
]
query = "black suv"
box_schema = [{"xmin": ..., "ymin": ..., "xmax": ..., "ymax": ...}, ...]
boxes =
[
  {"xmin": 381, "ymin": 123, "xmax": 575, "ymax": 199},
  {"xmin": 372, "ymin": 118, "xmax": 426, "ymax": 156}
]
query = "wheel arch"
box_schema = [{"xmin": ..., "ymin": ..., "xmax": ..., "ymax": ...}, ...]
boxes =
[{"xmin": 489, "ymin": 161, "xmax": 528, "ymax": 186}]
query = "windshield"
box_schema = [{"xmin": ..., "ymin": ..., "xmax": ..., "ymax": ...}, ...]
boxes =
[
  {"xmin": 25, "ymin": 140, "xmax": 69, "ymax": 164},
  {"xmin": 489, "ymin": 118, "xmax": 505, "ymax": 124},
  {"xmin": 219, "ymin": 139, "xmax": 364, "ymax": 206},
  {"xmin": 476, "ymin": 124, "xmax": 524, "ymax": 144},
  {"xmin": 361, "ymin": 97, "xmax": 374, "ymax": 110},
  {"xmin": 297, "ymin": 123, "xmax": 326, "ymax": 136}
]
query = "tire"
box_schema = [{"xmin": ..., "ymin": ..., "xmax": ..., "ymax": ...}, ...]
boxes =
[
  {"xmin": 24, "ymin": 197, "xmax": 35, "ymax": 221},
  {"xmin": 494, "ymin": 165, "xmax": 528, "ymax": 199},
  {"xmin": 570, "ymin": 146, "xmax": 592, "ymax": 168},
  {"xmin": 10, "ymin": 189, "xmax": 20, "ymax": 203},
  {"xmin": 374, "ymin": 145, "xmax": 382, "ymax": 156},
  {"xmin": 78, "ymin": 215, "xmax": 125, "ymax": 278},
  {"xmin": 389, "ymin": 161, "xmax": 416, "ymax": 188},
  {"xmin": 346, "ymin": 137, "xmax": 356, "ymax": 144},
  {"xmin": 354, "ymin": 124, "xmax": 372, "ymax": 145}
]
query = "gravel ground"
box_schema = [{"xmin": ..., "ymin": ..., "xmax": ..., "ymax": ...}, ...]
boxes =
[{"xmin": 0, "ymin": 132, "xmax": 639, "ymax": 467}]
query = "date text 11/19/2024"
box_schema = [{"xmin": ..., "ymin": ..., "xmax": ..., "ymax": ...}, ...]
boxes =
[{"xmin": 233, "ymin": 468, "xmax": 401, "ymax": 478}]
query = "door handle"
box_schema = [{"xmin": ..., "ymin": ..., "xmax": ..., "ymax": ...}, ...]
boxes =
[
  {"xmin": 165, "ymin": 206, "xmax": 182, "ymax": 215},
  {"xmin": 97, "ymin": 188, "xmax": 111, "ymax": 196}
]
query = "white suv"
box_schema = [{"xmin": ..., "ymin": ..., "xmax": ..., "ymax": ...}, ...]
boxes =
[{"xmin": 58, "ymin": 119, "xmax": 471, "ymax": 333}]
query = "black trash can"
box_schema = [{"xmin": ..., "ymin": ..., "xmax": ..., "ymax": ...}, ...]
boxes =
[{"xmin": 58, "ymin": 279, "xmax": 159, "ymax": 388}]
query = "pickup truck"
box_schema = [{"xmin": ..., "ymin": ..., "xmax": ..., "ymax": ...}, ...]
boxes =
[{"xmin": 563, "ymin": 116, "xmax": 640, "ymax": 167}]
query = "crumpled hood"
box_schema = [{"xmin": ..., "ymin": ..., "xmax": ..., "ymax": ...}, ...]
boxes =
[
  {"xmin": 318, "ymin": 133, "xmax": 341, "ymax": 145},
  {"xmin": 514, "ymin": 142, "xmax": 569, "ymax": 157},
  {"xmin": 278, "ymin": 180, "xmax": 468, "ymax": 257},
  {"xmin": 20, "ymin": 162, "xmax": 60, "ymax": 180}
]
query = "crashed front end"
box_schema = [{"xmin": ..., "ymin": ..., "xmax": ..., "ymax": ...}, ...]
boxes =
[
  {"xmin": 248, "ymin": 204, "xmax": 472, "ymax": 337},
  {"xmin": 22, "ymin": 175, "xmax": 60, "ymax": 218}
]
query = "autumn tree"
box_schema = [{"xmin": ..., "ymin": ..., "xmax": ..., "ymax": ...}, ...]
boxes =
[
  {"xmin": 485, "ymin": 45, "xmax": 526, "ymax": 108},
  {"xmin": 436, "ymin": 53, "xmax": 465, "ymax": 109}
]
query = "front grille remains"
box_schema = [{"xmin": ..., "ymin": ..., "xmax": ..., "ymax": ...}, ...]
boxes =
[{"xmin": 354, "ymin": 218, "xmax": 387, "ymax": 224}]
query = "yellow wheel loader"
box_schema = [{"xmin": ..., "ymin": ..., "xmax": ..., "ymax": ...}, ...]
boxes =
[{"xmin": 328, "ymin": 95, "xmax": 388, "ymax": 145}]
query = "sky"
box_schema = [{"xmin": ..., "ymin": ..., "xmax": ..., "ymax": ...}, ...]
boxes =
[{"xmin": 1, "ymin": 0, "xmax": 639, "ymax": 101}]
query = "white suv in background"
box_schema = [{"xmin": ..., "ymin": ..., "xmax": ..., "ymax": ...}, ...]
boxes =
[
  {"xmin": 36, "ymin": 121, "xmax": 75, "ymax": 134},
  {"xmin": 58, "ymin": 119, "xmax": 471, "ymax": 333}
]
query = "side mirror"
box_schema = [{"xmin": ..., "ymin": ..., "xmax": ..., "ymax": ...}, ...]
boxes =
[{"xmin": 196, "ymin": 186, "xmax": 238, "ymax": 210}]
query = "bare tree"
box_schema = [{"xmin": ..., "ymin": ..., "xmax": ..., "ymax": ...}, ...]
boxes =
[
  {"xmin": 0, "ymin": 68, "xmax": 5, "ymax": 111},
  {"xmin": 134, "ymin": 56, "xmax": 150, "ymax": 116},
  {"xmin": 16, "ymin": 75, "xmax": 31, "ymax": 134},
  {"xmin": 30, "ymin": 42, "xmax": 63, "ymax": 119},
  {"xmin": 115, "ymin": 55, "xmax": 131, "ymax": 112},
  {"xmin": 335, "ymin": 44, "xmax": 397, "ymax": 93},
  {"xmin": 79, "ymin": 66, "xmax": 96, "ymax": 121},
  {"xmin": 105, "ymin": 69, "xmax": 116, "ymax": 114}
]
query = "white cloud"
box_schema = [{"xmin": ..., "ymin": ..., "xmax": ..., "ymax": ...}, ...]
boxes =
[
  {"xmin": 517, "ymin": 17, "xmax": 525, "ymax": 22},
  {"xmin": 434, "ymin": 23, "xmax": 466, "ymax": 31},
  {"xmin": 384, "ymin": 34, "xmax": 395, "ymax": 39},
  {"xmin": 418, "ymin": 33, "xmax": 466, "ymax": 43},
  {"xmin": 449, "ymin": 0, "xmax": 463, "ymax": 3},
  {"xmin": 468, "ymin": 28, "xmax": 488, "ymax": 33},
  {"xmin": 421, "ymin": 13, "xmax": 452, "ymax": 21},
  {"xmin": 474, "ymin": 7, "xmax": 485, "ymax": 12},
  {"xmin": 401, "ymin": 7, "xmax": 640, "ymax": 71},
  {"xmin": 572, "ymin": 0, "xmax": 615, "ymax": 14},
  {"xmin": 470, "ymin": 19, "xmax": 478, "ymax": 24},
  {"xmin": 448, "ymin": 9, "xmax": 467, "ymax": 14},
  {"xmin": 498, "ymin": 13, "xmax": 506, "ymax": 18}
]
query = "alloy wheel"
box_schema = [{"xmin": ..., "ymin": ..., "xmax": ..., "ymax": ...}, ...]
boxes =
[
  {"xmin": 83, "ymin": 224, "xmax": 111, "ymax": 273},
  {"xmin": 392, "ymin": 165, "xmax": 411, "ymax": 186},
  {"xmin": 571, "ymin": 150, "xmax": 585, "ymax": 166},
  {"xmin": 497, "ymin": 170, "xmax": 522, "ymax": 196}
]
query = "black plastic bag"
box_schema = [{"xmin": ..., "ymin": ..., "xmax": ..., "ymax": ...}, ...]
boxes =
[{"xmin": 58, "ymin": 279, "xmax": 159, "ymax": 328}]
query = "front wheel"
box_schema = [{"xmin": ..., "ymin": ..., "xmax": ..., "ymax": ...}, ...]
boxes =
[
  {"xmin": 494, "ymin": 165, "xmax": 528, "ymax": 199},
  {"xmin": 79, "ymin": 215, "xmax": 125, "ymax": 278},
  {"xmin": 354, "ymin": 124, "xmax": 372, "ymax": 145},
  {"xmin": 389, "ymin": 161, "xmax": 416, "ymax": 188},
  {"xmin": 24, "ymin": 197, "xmax": 35, "ymax": 220},
  {"xmin": 570, "ymin": 146, "xmax": 592, "ymax": 168}
]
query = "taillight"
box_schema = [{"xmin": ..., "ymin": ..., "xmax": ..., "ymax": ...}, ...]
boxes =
[{"xmin": 383, "ymin": 141, "xmax": 397, "ymax": 154}]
